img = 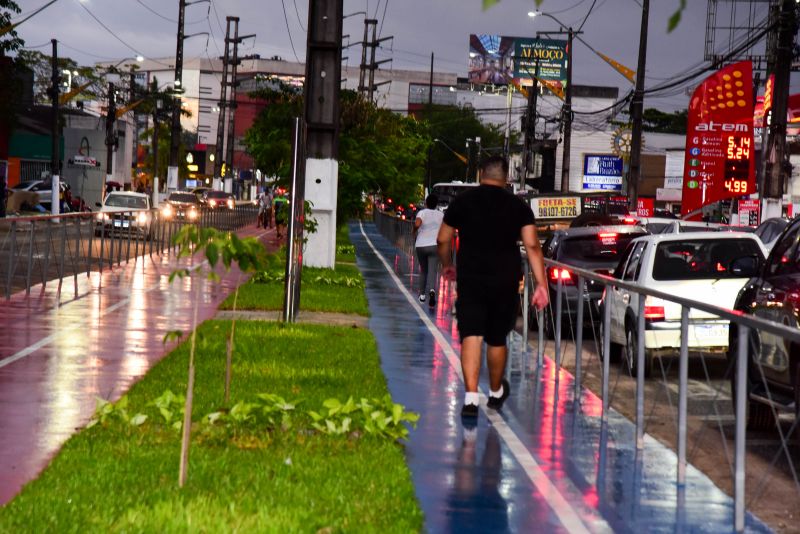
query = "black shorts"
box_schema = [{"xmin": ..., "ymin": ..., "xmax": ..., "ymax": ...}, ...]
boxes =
[{"xmin": 455, "ymin": 278, "xmax": 519, "ymax": 347}]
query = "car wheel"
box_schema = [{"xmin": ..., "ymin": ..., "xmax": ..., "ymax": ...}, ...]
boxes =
[
  {"xmin": 625, "ymin": 323, "xmax": 653, "ymax": 378},
  {"xmin": 728, "ymin": 328, "xmax": 776, "ymax": 432}
]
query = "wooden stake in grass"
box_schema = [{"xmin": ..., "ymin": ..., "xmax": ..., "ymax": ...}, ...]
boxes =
[
  {"xmin": 224, "ymin": 275, "xmax": 242, "ymax": 405},
  {"xmin": 170, "ymin": 226, "xmax": 266, "ymax": 487}
]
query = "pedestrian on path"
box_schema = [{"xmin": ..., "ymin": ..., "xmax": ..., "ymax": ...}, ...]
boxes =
[
  {"xmin": 274, "ymin": 191, "xmax": 289, "ymax": 241},
  {"xmin": 436, "ymin": 156, "xmax": 549, "ymax": 419},
  {"xmin": 413, "ymin": 194, "xmax": 444, "ymax": 308}
]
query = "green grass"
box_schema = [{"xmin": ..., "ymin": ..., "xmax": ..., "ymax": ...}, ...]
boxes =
[
  {"xmin": 0, "ymin": 321, "xmax": 422, "ymax": 533},
  {"xmin": 335, "ymin": 225, "xmax": 356, "ymax": 264}
]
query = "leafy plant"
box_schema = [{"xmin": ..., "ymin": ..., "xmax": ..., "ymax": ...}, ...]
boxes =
[
  {"xmin": 87, "ymin": 396, "xmax": 148, "ymax": 429},
  {"xmin": 336, "ymin": 244, "xmax": 356, "ymax": 256},
  {"xmin": 150, "ymin": 389, "xmax": 185, "ymax": 429}
]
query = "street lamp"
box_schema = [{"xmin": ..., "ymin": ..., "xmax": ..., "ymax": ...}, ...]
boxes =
[{"xmin": 528, "ymin": 10, "xmax": 574, "ymax": 192}]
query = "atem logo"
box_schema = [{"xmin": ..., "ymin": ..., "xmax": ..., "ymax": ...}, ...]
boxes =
[
  {"xmin": 519, "ymin": 48, "xmax": 565, "ymax": 60},
  {"xmin": 694, "ymin": 121, "xmax": 749, "ymax": 132}
]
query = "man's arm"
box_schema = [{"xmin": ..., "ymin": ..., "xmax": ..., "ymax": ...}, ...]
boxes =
[
  {"xmin": 413, "ymin": 216, "xmax": 422, "ymax": 236},
  {"xmin": 521, "ymin": 224, "xmax": 549, "ymax": 310},
  {"xmin": 437, "ymin": 222, "xmax": 456, "ymax": 280}
]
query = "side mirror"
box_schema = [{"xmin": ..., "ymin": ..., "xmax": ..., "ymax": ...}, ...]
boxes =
[
  {"xmin": 95, "ymin": 202, "xmax": 102, "ymax": 207},
  {"xmin": 729, "ymin": 255, "xmax": 760, "ymax": 277}
]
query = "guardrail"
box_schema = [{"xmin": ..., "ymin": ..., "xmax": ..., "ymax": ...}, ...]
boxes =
[
  {"xmin": 372, "ymin": 208, "xmax": 800, "ymax": 532},
  {"xmin": 0, "ymin": 203, "xmax": 258, "ymax": 299}
]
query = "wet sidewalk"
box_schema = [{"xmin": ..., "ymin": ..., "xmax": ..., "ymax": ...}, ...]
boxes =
[
  {"xmin": 352, "ymin": 221, "xmax": 771, "ymax": 533},
  {"xmin": 0, "ymin": 225, "xmax": 276, "ymax": 505}
]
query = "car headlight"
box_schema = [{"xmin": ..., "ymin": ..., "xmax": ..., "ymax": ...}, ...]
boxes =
[
  {"xmin": 209, "ymin": 200, "xmax": 217, "ymax": 208},
  {"xmin": 161, "ymin": 205, "xmax": 173, "ymax": 218},
  {"xmin": 227, "ymin": 199, "xmax": 234, "ymax": 209},
  {"xmin": 188, "ymin": 208, "xmax": 198, "ymax": 220},
  {"xmin": 97, "ymin": 212, "xmax": 110, "ymax": 221},
  {"xmin": 137, "ymin": 212, "xmax": 149, "ymax": 224}
]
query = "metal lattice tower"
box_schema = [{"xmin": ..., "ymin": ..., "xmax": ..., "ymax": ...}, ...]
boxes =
[{"xmin": 704, "ymin": 0, "xmax": 779, "ymax": 73}]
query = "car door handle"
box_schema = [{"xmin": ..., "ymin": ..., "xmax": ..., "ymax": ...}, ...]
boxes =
[{"xmin": 622, "ymin": 294, "xmax": 630, "ymax": 304}]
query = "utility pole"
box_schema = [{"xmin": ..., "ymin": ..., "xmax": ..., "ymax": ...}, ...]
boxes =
[
  {"xmin": 357, "ymin": 18, "xmax": 374, "ymax": 96},
  {"xmin": 520, "ymin": 59, "xmax": 540, "ymax": 190},
  {"xmin": 761, "ymin": 0, "xmax": 797, "ymax": 218},
  {"xmin": 303, "ymin": 0, "xmax": 344, "ymax": 268},
  {"xmin": 152, "ymin": 99, "xmax": 160, "ymax": 190},
  {"xmin": 105, "ymin": 82, "xmax": 117, "ymax": 178},
  {"xmin": 225, "ymin": 17, "xmax": 240, "ymax": 192},
  {"xmin": 214, "ymin": 17, "xmax": 232, "ymax": 181},
  {"xmin": 627, "ymin": 0, "xmax": 649, "ymax": 212},
  {"xmin": 49, "ymin": 39, "xmax": 60, "ymax": 182},
  {"xmin": 560, "ymin": 28, "xmax": 574, "ymax": 192},
  {"xmin": 169, "ymin": 0, "xmax": 186, "ymax": 175},
  {"xmin": 426, "ymin": 52, "xmax": 433, "ymax": 191}
]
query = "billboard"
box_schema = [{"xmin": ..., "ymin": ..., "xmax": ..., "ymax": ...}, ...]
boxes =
[
  {"xmin": 468, "ymin": 34, "xmax": 567, "ymax": 87},
  {"xmin": 681, "ymin": 61, "xmax": 755, "ymax": 218},
  {"xmin": 582, "ymin": 154, "xmax": 623, "ymax": 191}
]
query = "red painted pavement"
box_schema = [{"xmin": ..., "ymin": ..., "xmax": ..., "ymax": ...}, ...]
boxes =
[{"xmin": 0, "ymin": 225, "xmax": 281, "ymax": 505}]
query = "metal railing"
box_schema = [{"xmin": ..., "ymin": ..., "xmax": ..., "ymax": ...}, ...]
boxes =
[
  {"xmin": 372, "ymin": 208, "xmax": 800, "ymax": 532},
  {"xmin": 1, "ymin": 203, "xmax": 258, "ymax": 299}
]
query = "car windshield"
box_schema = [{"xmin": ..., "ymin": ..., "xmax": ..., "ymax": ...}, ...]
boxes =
[
  {"xmin": 168, "ymin": 193, "xmax": 198, "ymax": 204},
  {"xmin": 105, "ymin": 194, "xmax": 147, "ymax": 209},
  {"xmin": 206, "ymin": 191, "xmax": 230, "ymax": 199},
  {"xmin": 652, "ymin": 238, "xmax": 762, "ymax": 281},
  {"xmin": 645, "ymin": 222, "xmax": 671, "ymax": 234},
  {"xmin": 559, "ymin": 233, "xmax": 645, "ymax": 263}
]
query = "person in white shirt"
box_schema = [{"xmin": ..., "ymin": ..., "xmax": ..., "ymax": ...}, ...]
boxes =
[{"xmin": 413, "ymin": 194, "xmax": 445, "ymax": 307}]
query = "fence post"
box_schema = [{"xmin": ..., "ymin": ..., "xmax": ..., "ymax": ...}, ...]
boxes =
[
  {"xmin": 636, "ymin": 295, "xmax": 646, "ymax": 451},
  {"xmin": 575, "ymin": 276, "xmax": 585, "ymax": 401},
  {"xmin": 677, "ymin": 305, "xmax": 689, "ymax": 486},
  {"xmin": 602, "ymin": 285, "xmax": 611, "ymax": 423},
  {"xmin": 5, "ymin": 221, "xmax": 17, "ymax": 299},
  {"xmin": 734, "ymin": 325, "xmax": 749, "ymax": 532},
  {"xmin": 555, "ymin": 275, "xmax": 563, "ymax": 371},
  {"xmin": 25, "ymin": 221, "xmax": 35, "ymax": 295}
]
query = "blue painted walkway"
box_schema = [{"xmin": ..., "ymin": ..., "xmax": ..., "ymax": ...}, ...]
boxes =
[{"xmin": 351, "ymin": 221, "xmax": 771, "ymax": 533}]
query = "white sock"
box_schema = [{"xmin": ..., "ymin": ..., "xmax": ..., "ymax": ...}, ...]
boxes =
[
  {"xmin": 489, "ymin": 384, "xmax": 504, "ymax": 399},
  {"xmin": 464, "ymin": 392, "xmax": 479, "ymax": 406}
]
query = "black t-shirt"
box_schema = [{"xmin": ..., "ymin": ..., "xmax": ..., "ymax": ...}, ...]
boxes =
[{"xmin": 443, "ymin": 184, "xmax": 535, "ymax": 285}]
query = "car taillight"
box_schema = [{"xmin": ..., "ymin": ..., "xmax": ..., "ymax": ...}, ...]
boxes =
[
  {"xmin": 549, "ymin": 267, "xmax": 574, "ymax": 285},
  {"xmin": 622, "ymin": 217, "xmax": 637, "ymax": 224},
  {"xmin": 643, "ymin": 304, "xmax": 665, "ymax": 320}
]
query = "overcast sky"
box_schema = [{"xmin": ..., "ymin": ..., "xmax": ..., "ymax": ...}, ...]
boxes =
[{"xmin": 16, "ymin": 0, "xmax": 793, "ymax": 111}]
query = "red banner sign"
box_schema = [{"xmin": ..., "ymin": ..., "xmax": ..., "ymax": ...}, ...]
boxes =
[
  {"xmin": 681, "ymin": 61, "xmax": 755, "ymax": 218},
  {"xmin": 738, "ymin": 199, "xmax": 760, "ymax": 226},
  {"xmin": 636, "ymin": 198, "xmax": 654, "ymax": 217}
]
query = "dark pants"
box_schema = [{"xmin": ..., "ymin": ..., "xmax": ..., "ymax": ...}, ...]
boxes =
[{"xmin": 416, "ymin": 245, "xmax": 439, "ymax": 295}]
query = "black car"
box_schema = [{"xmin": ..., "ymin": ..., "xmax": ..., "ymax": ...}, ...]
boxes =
[
  {"xmin": 161, "ymin": 191, "xmax": 201, "ymax": 222},
  {"xmin": 729, "ymin": 216, "xmax": 800, "ymax": 431},
  {"xmin": 534, "ymin": 225, "xmax": 648, "ymax": 337}
]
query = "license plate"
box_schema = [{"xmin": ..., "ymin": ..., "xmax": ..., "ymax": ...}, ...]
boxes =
[
  {"xmin": 113, "ymin": 221, "xmax": 129, "ymax": 228},
  {"xmin": 694, "ymin": 324, "xmax": 728, "ymax": 339},
  {"xmin": 178, "ymin": 211, "xmax": 185, "ymax": 217}
]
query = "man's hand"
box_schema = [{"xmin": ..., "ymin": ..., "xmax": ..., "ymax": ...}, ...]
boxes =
[
  {"xmin": 442, "ymin": 265, "xmax": 457, "ymax": 281},
  {"xmin": 531, "ymin": 284, "xmax": 549, "ymax": 310}
]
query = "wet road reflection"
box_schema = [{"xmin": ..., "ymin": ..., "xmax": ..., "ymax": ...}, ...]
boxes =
[
  {"xmin": 0, "ymin": 227, "xmax": 271, "ymax": 505},
  {"xmin": 354, "ymin": 222, "xmax": 772, "ymax": 533}
]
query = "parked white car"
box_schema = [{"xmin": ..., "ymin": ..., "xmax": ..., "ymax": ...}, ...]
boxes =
[
  {"xmin": 95, "ymin": 191, "xmax": 153, "ymax": 239},
  {"xmin": 604, "ymin": 232, "xmax": 767, "ymax": 377}
]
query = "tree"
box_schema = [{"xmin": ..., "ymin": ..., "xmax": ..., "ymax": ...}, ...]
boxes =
[
  {"xmin": 0, "ymin": 1, "xmax": 24, "ymax": 128},
  {"xmin": 0, "ymin": 0, "xmax": 23, "ymax": 55},
  {"xmin": 245, "ymin": 87, "xmax": 429, "ymax": 221},
  {"xmin": 16, "ymin": 49, "xmax": 109, "ymax": 106},
  {"xmin": 425, "ymin": 104, "xmax": 507, "ymax": 184},
  {"xmin": 641, "ymin": 108, "xmax": 687, "ymax": 134}
]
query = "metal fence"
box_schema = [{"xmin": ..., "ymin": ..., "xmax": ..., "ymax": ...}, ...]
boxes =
[
  {"xmin": 1, "ymin": 203, "xmax": 258, "ymax": 299},
  {"xmin": 373, "ymin": 208, "xmax": 800, "ymax": 532}
]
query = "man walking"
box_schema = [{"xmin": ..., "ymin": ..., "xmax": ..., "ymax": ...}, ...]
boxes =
[{"xmin": 437, "ymin": 156, "xmax": 549, "ymax": 418}]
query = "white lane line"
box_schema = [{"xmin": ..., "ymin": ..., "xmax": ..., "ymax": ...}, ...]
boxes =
[
  {"xmin": 358, "ymin": 221, "xmax": 595, "ymax": 534},
  {"xmin": 0, "ymin": 228, "xmax": 270, "ymax": 370}
]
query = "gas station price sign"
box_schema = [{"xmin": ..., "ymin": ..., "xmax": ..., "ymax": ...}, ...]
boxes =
[{"xmin": 681, "ymin": 61, "xmax": 755, "ymax": 218}]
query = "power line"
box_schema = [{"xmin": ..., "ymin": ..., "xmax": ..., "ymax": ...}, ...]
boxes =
[
  {"xmin": 378, "ymin": 0, "xmax": 390, "ymax": 38},
  {"xmin": 135, "ymin": 0, "xmax": 177, "ymax": 23},
  {"xmin": 210, "ymin": 0, "xmax": 226, "ymax": 36},
  {"xmin": 292, "ymin": 0, "xmax": 306, "ymax": 32},
  {"xmin": 10, "ymin": 0, "xmax": 61, "ymax": 27},
  {"xmin": 279, "ymin": 0, "xmax": 300, "ymax": 62},
  {"xmin": 577, "ymin": 0, "xmax": 598, "ymax": 32}
]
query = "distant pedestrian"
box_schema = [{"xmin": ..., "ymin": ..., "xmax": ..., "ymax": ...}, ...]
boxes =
[
  {"xmin": 413, "ymin": 194, "xmax": 444, "ymax": 307},
  {"xmin": 265, "ymin": 187, "xmax": 275, "ymax": 228},
  {"xmin": 437, "ymin": 156, "xmax": 549, "ymax": 419},
  {"xmin": 273, "ymin": 191, "xmax": 289, "ymax": 240}
]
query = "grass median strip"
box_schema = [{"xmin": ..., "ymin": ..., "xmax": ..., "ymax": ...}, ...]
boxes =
[{"xmin": 0, "ymin": 320, "xmax": 422, "ymax": 532}]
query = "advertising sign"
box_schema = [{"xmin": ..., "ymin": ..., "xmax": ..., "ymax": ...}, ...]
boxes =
[
  {"xmin": 637, "ymin": 198, "xmax": 655, "ymax": 217},
  {"xmin": 681, "ymin": 61, "xmax": 755, "ymax": 218},
  {"xmin": 738, "ymin": 199, "xmax": 760, "ymax": 226},
  {"xmin": 656, "ymin": 188, "xmax": 682, "ymax": 202},
  {"xmin": 530, "ymin": 196, "xmax": 580, "ymax": 219},
  {"xmin": 664, "ymin": 176, "xmax": 683, "ymax": 189},
  {"xmin": 468, "ymin": 34, "xmax": 567, "ymax": 87},
  {"xmin": 582, "ymin": 154, "xmax": 623, "ymax": 191}
]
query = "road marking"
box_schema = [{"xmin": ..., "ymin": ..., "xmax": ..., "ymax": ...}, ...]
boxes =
[
  {"xmin": 0, "ymin": 228, "xmax": 270, "ymax": 370},
  {"xmin": 358, "ymin": 221, "xmax": 595, "ymax": 534}
]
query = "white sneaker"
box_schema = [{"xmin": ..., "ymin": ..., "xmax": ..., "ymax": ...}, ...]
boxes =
[{"xmin": 418, "ymin": 293, "xmax": 426, "ymax": 302}]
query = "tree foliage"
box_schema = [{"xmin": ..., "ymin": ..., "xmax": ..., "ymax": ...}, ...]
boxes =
[
  {"xmin": 425, "ymin": 104, "xmax": 507, "ymax": 184},
  {"xmin": 0, "ymin": 0, "xmax": 23, "ymax": 55},
  {"xmin": 245, "ymin": 87, "xmax": 429, "ymax": 221},
  {"xmin": 0, "ymin": 1, "xmax": 24, "ymax": 130},
  {"xmin": 642, "ymin": 107, "xmax": 687, "ymax": 134}
]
